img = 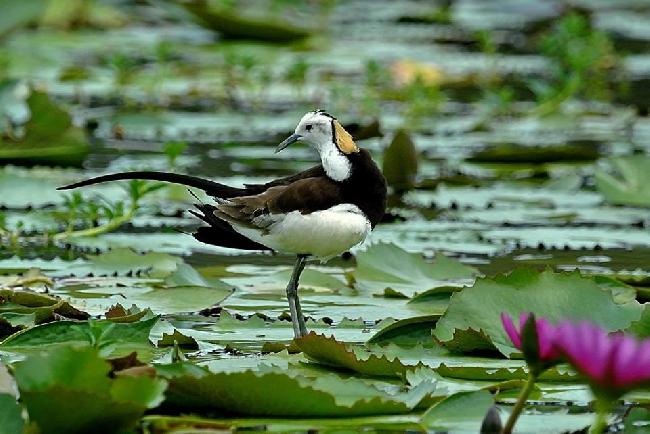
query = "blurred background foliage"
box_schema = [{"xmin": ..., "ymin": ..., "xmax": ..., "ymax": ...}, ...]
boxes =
[
  {"xmin": 1, "ymin": 2, "xmax": 650, "ymax": 432},
  {"xmin": 1, "ymin": 0, "xmax": 650, "ymax": 252}
]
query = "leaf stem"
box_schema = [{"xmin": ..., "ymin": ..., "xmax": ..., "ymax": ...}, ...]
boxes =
[
  {"xmin": 502, "ymin": 372, "xmax": 537, "ymax": 434},
  {"xmin": 590, "ymin": 399, "xmax": 612, "ymax": 434},
  {"xmin": 51, "ymin": 203, "xmax": 137, "ymax": 241}
]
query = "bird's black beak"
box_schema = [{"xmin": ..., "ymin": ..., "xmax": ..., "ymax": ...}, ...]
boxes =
[{"xmin": 275, "ymin": 133, "xmax": 301, "ymax": 153}]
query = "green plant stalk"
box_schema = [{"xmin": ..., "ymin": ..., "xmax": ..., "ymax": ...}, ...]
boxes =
[
  {"xmin": 51, "ymin": 203, "xmax": 137, "ymax": 241},
  {"xmin": 533, "ymin": 73, "xmax": 581, "ymax": 117},
  {"xmin": 502, "ymin": 372, "xmax": 537, "ymax": 434},
  {"xmin": 590, "ymin": 399, "xmax": 612, "ymax": 434}
]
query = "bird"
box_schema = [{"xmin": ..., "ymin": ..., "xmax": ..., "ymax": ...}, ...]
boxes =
[{"xmin": 58, "ymin": 110, "xmax": 388, "ymax": 338}]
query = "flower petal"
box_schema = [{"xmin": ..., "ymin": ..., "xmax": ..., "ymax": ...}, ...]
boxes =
[
  {"xmin": 536, "ymin": 318, "xmax": 557, "ymax": 361},
  {"xmin": 556, "ymin": 321, "xmax": 607, "ymax": 382},
  {"xmin": 501, "ymin": 313, "xmax": 521, "ymax": 349},
  {"xmin": 614, "ymin": 335, "xmax": 644, "ymax": 386}
]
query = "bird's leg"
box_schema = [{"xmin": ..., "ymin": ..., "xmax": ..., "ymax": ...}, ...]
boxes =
[{"xmin": 286, "ymin": 254, "xmax": 308, "ymax": 338}]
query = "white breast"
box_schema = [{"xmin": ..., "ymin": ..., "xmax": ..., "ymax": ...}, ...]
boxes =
[{"xmin": 232, "ymin": 204, "xmax": 371, "ymax": 260}]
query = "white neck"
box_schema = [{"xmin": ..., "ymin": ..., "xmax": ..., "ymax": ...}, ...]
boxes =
[{"xmin": 319, "ymin": 143, "xmax": 352, "ymax": 182}]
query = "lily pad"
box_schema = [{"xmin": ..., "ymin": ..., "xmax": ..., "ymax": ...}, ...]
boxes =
[
  {"xmin": 383, "ymin": 129, "xmax": 419, "ymax": 193},
  {"xmin": 168, "ymin": 311, "xmax": 381, "ymax": 351},
  {"xmin": 0, "ymin": 317, "xmax": 159, "ymax": 361},
  {"xmin": 295, "ymin": 333, "xmax": 422, "ymax": 377},
  {"xmin": 0, "ymin": 89, "xmax": 89, "ymax": 167},
  {"xmin": 368, "ymin": 315, "xmax": 440, "ymax": 346},
  {"xmin": 159, "ymin": 363, "xmax": 436, "ymax": 417},
  {"xmin": 180, "ymin": 0, "xmax": 314, "ymax": 42},
  {"xmin": 0, "ymin": 393, "xmax": 24, "ymax": 434},
  {"xmin": 432, "ymin": 269, "xmax": 643, "ymax": 356},
  {"xmin": 0, "ymin": 288, "xmax": 89, "ymax": 335},
  {"xmin": 420, "ymin": 390, "xmax": 493, "ymax": 432},
  {"xmin": 57, "ymin": 248, "xmax": 182, "ymax": 278},
  {"xmin": 13, "ymin": 346, "xmax": 166, "ymax": 434},
  {"xmin": 352, "ymin": 242, "xmax": 478, "ymax": 298},
  {"xmin": 142, "ymin": 413, "xmax": 423, "ymax": 433},
  {"xmin": 595, "ymin": 155, "xmax": 650, "ymax": 207}
]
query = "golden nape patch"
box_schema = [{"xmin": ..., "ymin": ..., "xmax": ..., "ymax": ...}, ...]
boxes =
[{"xmin": 333, "ymin": 120, "xmax": 359, "ymax": 154}]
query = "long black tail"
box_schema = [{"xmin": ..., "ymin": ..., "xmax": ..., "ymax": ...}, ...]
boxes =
[
  {"xmin": 58, "ymin": 170, "xmax": 271, "ymax": 251},
  {"xmin": 57, "ymin": 171, "xmax": 245, "ymax": 198}
]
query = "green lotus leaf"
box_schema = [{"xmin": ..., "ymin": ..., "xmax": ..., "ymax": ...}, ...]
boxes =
[
  {"xmin": 432, "ymin": 269, "xmax": 643, "ymax": 356},
  {"xmin": 13, "ymin": 346, "xmax": 166, "ymax": 434}
]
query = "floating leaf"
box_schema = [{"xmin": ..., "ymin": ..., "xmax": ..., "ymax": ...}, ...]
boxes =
[
  {"xmin": 142, "ymin": 413, "xmax": 423, "ymax": 433},
  {"xmin": 168, "ymin": 311, "xmax": 378, "ymax": 352},
  {"xmin": 420, "ymin": 390, "xmax": 493, "ymax": 432},
  {"xmin": 0, "ymin": 393, "xmax": 24, "ymax": 434},
  {"xmin": 624, "ymin": 407, "xmax": 650, "ymax": 434},
  {"xmin": 0, "ymin": 89, "xmax": 89, "ymax": 166},
  {"xmin": 367, "ymin": 315, "xmax": 440, "ymax": 346},
  {"xmin": 296, "ymin": 333, "xmax": 421, "ymax": 377},
  {"xmin": 104, "ymin": 304, "xmax": 150, "ymax": 323},
  {"xmin": 0, "ymin": 288, "xmax": 89, "ymax": 338},
  {"xmin": 352, "ymin": 243, "xmax": 478, "ymax": 298},
  {"xmin": 0, "ymin": 317, "xmax": 158, "ymax": 361},
  {"xmin": 159, "ymin": 363, "xmax": 436, "ymax": 417},
  {"xmin": 468, "ymin": 143, "xmax": 599, "ymax": 163},
  {"xmin": 158, "ymin": 330, "xmax": 199, "ymax": 350},
  {"xmin": 432, "ymin": 269, "xmax": 643, "ymax": 356},
  {"xmin": 596, "ymin": 156, "xmax": 650, "ymax": 207},
  {"xmin": 0, "ymin": 1, "xmax": 46, "ymax": 38},
  {"xmin": 628, "ymin": 304, "xmax": 650, "ymax": 338},
  {"xmin": 63, "ymin": 249, "xmax": 182, "ymax": 278},
  {"xmin": 382, "ymin": 129, "xmax": 419, "ymax": 193},
  {"xmin": 13, "ymin": 346, "xmax": 166, "ymax": 434},
  {"xmin": 181, "ymin": 0, "xmax": 314, "ymax": 42},
  {"xmin": 363, "ymin": 342, "xmax": 576, "ymax": 382}
]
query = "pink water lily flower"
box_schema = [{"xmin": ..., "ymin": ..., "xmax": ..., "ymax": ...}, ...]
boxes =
[
  {"xmin": 554, "ymin": 321, "xmax": 650, "ymax": 396},
  {"xmin": 501, "ymin": 312, "xmax": 560, "ymax": 362}
]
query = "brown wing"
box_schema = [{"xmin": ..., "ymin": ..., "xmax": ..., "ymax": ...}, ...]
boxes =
[
  {"xmin": 213, "ymin": 176, "xmax": 343, "ymax": 231},
  {"xmin": 242, "ymin": 165, "xmax": 326, "ymax": 195}
]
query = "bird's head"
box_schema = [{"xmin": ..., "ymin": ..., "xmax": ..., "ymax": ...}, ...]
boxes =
[{"xmin": 275, "ymin": 110, "xmax": 359, "ymax": 156}]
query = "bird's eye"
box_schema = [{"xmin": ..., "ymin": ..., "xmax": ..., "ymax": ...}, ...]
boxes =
[{"xmin": 305, "ymin": 124, "xmax": 312, "ymax": 131}]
